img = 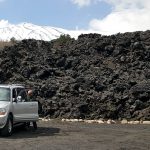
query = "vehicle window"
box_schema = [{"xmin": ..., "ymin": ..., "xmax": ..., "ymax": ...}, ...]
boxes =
[
  {"xmin": 17, "ymin": 88, "xmax": 28, "ymax": 102},
  {"xmin": 0, "ymin": 87, "xmax": 10, "ymax": 101}
]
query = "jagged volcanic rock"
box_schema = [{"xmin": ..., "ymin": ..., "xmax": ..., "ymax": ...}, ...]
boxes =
[{"xmin": 0, "ymin": 31, "xmax": 150, "ymax": 120}]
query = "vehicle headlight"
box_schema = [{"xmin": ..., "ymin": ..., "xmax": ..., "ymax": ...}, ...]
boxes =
[{"xmin": 0, "ymin": 108, "xmax": 6, "ymax": 115}]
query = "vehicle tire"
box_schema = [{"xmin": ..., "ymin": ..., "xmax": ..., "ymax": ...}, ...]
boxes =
[
  {"xmin": 33, "ymin": 122, "xmax": 37, "ymax": 130},
  {"xmin": 1, "ymin": 115, "xmax": 13, "ymax": 137}
]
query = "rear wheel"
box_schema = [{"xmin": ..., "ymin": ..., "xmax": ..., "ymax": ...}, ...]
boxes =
[{"xmin": 1, "ymin": 115, "xmax": 13, "ymax": 137}]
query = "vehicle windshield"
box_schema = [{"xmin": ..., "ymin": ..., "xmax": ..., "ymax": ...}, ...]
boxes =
[{"xmin": 0, "ymin": 87, "xmax": 10, "ymax": 101}]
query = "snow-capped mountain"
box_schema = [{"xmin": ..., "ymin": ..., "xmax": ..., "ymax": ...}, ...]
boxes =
[{"xmin": 0, "ymin": 20, "xmax": 96, "ymax": 41}]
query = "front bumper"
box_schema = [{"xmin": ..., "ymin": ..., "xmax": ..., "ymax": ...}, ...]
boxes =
[{"xmin": 0, "ymin": 115, "xmax": 7, "ymax": 129}]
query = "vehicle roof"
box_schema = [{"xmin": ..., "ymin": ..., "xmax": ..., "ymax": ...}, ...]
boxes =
[{"xmin": 0, "ymin": 84, "xmax": 25, "ymax": 88}]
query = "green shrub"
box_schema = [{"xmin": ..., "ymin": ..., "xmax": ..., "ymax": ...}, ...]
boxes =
[{"xmin": 56, "ymin": 34, "xmax": 74, "ymax": 45}]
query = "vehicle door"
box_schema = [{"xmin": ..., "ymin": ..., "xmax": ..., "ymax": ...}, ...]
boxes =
[{"xmin": 13, "ymin": 88, "xmax": 38, "ymax": 122}]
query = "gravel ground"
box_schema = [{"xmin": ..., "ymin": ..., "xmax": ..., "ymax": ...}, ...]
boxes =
[{"xmin": 0, "ymin": 120, "xmax": 150, "ymax": 150}]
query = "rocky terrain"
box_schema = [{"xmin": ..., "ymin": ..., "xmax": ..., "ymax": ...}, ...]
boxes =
[{"xmin": 0, "ymin": 31, "xmax": 150, "ymax": 120}]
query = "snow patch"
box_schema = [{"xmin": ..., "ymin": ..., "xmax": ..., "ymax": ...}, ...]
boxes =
[{"xmin": 0, "ymin": 20, "xmax": 98, "ymax": 41}]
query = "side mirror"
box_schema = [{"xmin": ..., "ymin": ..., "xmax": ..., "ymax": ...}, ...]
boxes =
[{"xmin": 17, "ymin": 96, "xmax": 22, "ymax": 102}]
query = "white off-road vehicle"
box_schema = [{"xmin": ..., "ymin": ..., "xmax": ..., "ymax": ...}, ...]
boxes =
[{"xmin": 0, "ymin": 84, "xmax": 39, "ymax": 136}]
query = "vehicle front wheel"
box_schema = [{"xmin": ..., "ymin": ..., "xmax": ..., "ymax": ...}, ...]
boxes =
[{"xmin": 1, "ymin": 115, "xmax": 13, "ymax": 137}]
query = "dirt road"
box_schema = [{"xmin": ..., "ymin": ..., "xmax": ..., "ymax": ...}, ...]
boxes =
[{"xmin": 0, "ymin": 120, "xmax": 150, "ymax": 150}]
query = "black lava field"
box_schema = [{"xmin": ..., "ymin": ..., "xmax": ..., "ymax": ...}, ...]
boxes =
[{"xmin": 0, "ymin": 31, "xmax": 150, "ymax": 120}]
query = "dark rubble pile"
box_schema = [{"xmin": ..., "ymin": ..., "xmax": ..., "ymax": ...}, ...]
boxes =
[{"xmin": 0, "ymin": 31, "xmax": 150, "ymax": 120}]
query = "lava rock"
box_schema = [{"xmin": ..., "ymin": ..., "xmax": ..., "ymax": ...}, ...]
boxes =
[{"xmin": 0, "ymin": 31, "xmax": 150, "ymax": 120}]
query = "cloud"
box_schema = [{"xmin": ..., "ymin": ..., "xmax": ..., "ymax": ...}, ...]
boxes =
[
  {"xmin": 89, "ymin": 0, "xmax": 150, "ymax": 34},
  {"xmin": 71, "ymin": 0, "xmax": 98, "ymax": 7},
  {"xmin": 102, "ymin": 0, "xmax": 150, "ymax": 10}
]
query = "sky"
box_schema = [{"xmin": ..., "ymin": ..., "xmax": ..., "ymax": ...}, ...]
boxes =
[{"xmin": 0, "ymin": 0, "xmax": 150, "ymax": 34}]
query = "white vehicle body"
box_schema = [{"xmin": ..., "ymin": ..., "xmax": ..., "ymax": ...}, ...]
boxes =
[{"xmin": 0, "ymin": 84, "xmax": 39, "ymax": 136}]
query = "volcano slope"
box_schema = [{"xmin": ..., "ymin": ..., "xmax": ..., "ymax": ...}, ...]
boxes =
[{"xmin": 0, "ymin": 32, "xmax": 150, "ymax": 120}]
